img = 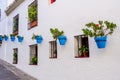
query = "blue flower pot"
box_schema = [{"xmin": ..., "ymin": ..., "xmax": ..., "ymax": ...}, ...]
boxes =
[
  {"xmin": 94, "ymin": 36, "xmax": 107, "ymax": 48},
  {"xmin": 36, "ymin": 36, "xmax": 43, "ymax": 44},
  {"xmin": 4, "ymin": 36, "xmax": 8, "ymax": 41},
  {"xmin": 58, "ymin": 36, "xmax": 67, "ymax": 45},
  {"xmin": 0, "ymin": 36, "xmax": 3, "ymax": 41},
  {"xmin": 18, "ymin": 37, "xmax": 23, "ymax": 43},
  {"xmin": 10, "ymin": 36, "xmax": 15, "ymax": 42}
]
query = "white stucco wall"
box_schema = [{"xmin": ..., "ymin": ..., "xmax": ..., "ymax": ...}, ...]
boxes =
[
  {"xmin": 1, "ymin": 0, "xmax": 120, "ymax": 80},
  {"xmin": 0, "ymin": 0, "xmax": 7, "ymax": 60}
]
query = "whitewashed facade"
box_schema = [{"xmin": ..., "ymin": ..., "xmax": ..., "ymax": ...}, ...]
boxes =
[
  {"xmin": 0, "ymin": 0, "xmax": 7, "ymax": 60},
  {"xmin": 0, "ymin": 0, "xmax": 120, "ymax": 80}
]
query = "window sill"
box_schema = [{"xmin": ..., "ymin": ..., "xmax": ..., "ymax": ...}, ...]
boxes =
[{"xmin": 75, "ymin": 56, "xmax": 89, "ymax": 58}]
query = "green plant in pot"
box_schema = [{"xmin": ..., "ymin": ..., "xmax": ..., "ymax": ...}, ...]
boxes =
[
  {"xmin": 31, "ymin": 55, "xmax": 37, "ymax": 65},
  {"xmin": 28, "ymin": 5, "xmax": 37, "ymax": 27},
  {"xmin": 82, "ymin": 20, "xmax": 117, "ymax": 48},
  {"xmin": 50, "ymin": 28, "xmax": 67, "ymax": 45},
  {"xmin": 32, "ymin": 34, "xmax": 43, "ymax": 44},
  {"xmin": 0, "ymin": 35, "xmax": 3, "ymax": 41},
  {"xmin": 78, "ymin": 45, "xmax": 89, "ymax": 57},
  {"xmin": 13, "ymin": 18, "xmax": 18, "ymax": 35},
  {"xmin": 10, "ymin": 34, "xmax": 16, "ymax": 42},
  {"xmin": 3, "ymin": 35, "xmax": 8, "ymax": 41},
  {"xmin": 17, "ymin": 35, "xmax": 24, "ymax": 43}
]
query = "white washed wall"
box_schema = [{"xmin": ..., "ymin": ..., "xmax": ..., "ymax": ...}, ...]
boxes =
[
  {"xmin": 0, "ymin": 0, "xmax": 7, "ymax": 59},
  {"xmin": 1, "ymin": 0, "xmax": 120, "ymax": 80}
]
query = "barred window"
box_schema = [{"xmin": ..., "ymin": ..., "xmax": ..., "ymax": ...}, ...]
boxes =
[
  {"xmin": 29, "ymin": 44, "xmax": 38, "ymax": 65},
  {"xmin": 28, "ymin": 0, "xmax": 38, "ymax": 29},
  {"xmin": 0, "ymin": 40, "xmax": 2, "ymax": 46},
  {"xmin": 74, "ymin": 35, "xmax": 89, "ymax": 58},
  {"xmin": 13, "ymin": 48, "xmax": 18, "ymax": 64},
  {"xmin": 49, "ymin": 41, "xmax": 57, "ymax": 59},
  {"xmin": 13, "ymin": 14, "xmax": 19, "ymax": 35}
]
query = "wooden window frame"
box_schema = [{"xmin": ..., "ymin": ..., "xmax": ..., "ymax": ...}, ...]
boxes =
[
  {"xmin": 49, "ymin": 41, "xmax": 57, "ymax": 59},
  {"xmin": 74, "ymin": 35, "xmax": 89, "ymax": 58},
  {"xmin": 28, "ymin": 0, "xmax": 38, "ymax": 30},
  {"xmin": 0, "ymin": 40, "xmax": 2, "ymax": 46},
  {"xmin": 13, "ymin": 14, "xmax": 19, "ymax": 35},
  {"xmin": 29, "ymin": 44, "xmax": 38, "ymax": 65},
  {"xmin": 13, "ymin": 48, "xmax": 18, "ymax": 64}
]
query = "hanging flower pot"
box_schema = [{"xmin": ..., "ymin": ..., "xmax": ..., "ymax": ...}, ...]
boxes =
[
  {"xmin": 82, "ymin": 20, "xmax": 117, "ymax": 49},
  {"xmin": 10, "ymin": 34, "xmax": 15, "ymax": 42},
  {"xmin": 94, "ymin": 36, "xmax": 107, "ymax": 48},
  {"xmin": 36, "ymin": 36, "xmax": 43, "ymax": 44},
  {"xmin": 58, "ymin": 35, "xmax": 67, "ymax": 45},
  {"xmin": 50, "ymin": 28, "xmax": 67, "ymax": 45},
  {"xmin": 18, "ymin": 37, "xmax": 23, "ymax": 43},
  {"xmin": 17, "ymin": 35, "xmax": 24, "ymax": 43},
  {"xmin": 0, "ymin": 35, "xmax": 3, "ymax": 41},
  {"xmin": 32, "ymin": 34, "xmax": 43, "ymax": 44},
  {"xmin": 11, "ymin": 36, "xmax": 15, "ymax": 42},
  {"xmin": 3, "ymin": 35, "xmax": 9, "ymax": 41},
  {"xmin": 4, "ymin": 36, "xmax": 8, "ymax": 41}
]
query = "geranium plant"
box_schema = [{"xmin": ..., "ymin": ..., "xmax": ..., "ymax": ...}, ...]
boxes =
[
  {"xmin": 78, "ymin": 45, "xmax": 89, "ymax": 57},
  {"xmin": 82, "ymin": 21, "xmax": 117, "ymax": 37},
  {"xmin": 82, "ymin": 20, "xmax": 117, "ymax": 48}
]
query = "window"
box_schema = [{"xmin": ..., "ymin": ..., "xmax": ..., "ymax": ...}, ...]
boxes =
[
  {"xmin": 13, "ymin": 14, "xmax": 19, "ymax": 35},
  {"xmin": 0, "ymin": 40, "xmax": 2, "ymax": 46},
  {"xmin": 74, "ymin": 35, "xmax": 89, "ymax": 58},
  {"xmin": 13, "ymin": 48, "xmax": 18, "ymax": 64},
  {"xmin": 29, "ymin": 44, "xmax": 38, "ymax": 65},
  {"xmin": 49, "ymin": 41, "xmax": 57, "ymax": 59},
  {"xmin": 28, "ymin": 0, "xmax": 38, "ymax": 29}
]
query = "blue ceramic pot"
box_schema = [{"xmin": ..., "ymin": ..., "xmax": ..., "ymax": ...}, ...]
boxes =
[
  {"xmin": 18, "ymin": 37, "xmax": 23, "ymax": 43},
  {"xmin": 36, "ymin": 36, "xmax": 43, "ymax": 44},
  {"xmin": 11, "ymin": 36, "xmax": 15, "ymax": 42},
  {"xmin": 58, "ymin": 35, "xmax": 67, "ymax": 45},
  {"xmin": 0, "ymin": 36, "xmax": 3, "ymax": 41},
  {"xmin": 4, "ymin": 36, "xmax": 8, "ymax": 41},
  {"xmin": 94, "ymin": 36, "xmax": 107, "ymax": 48}
]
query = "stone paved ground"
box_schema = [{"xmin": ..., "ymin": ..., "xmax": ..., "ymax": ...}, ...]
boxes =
[
  {"xmin": 0, "ymin": 59, "xmax": 37, "ymax": 80},
  {"xmin": 0, "ymin": 64, "xmax": 21, "ymax": 80}
]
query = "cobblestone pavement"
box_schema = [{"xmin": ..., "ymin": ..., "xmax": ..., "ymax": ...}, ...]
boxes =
[
  {"xmin": 0, "ymin": 59, "xmax": 37, "ymax": 80},
  {"xmin": 0, "ymin": 64, "xmax": 21, "ymax": 80}
]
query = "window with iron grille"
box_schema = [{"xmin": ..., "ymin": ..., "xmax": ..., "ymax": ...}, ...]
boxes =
[
  {"xmin": 29, "ymin": 44, "xmax": 38, "ymax": 65},
  {"xmin": 0, "ymin": 40, "xmax": 2, "ymax": 46},
  {"xmin": 13, "ymin": 48, "xmax": 18, "ymax": 64},
  {"xmin": 13, "ymin": 14, "xmax": 19, "ymax": 35},
  {"xmin": 74, "ymin": 35, "xmax": 89, "ymax": 58},
  {"xmin": 49, "ymin": 41, "xmax": 57, "ymax": 59},
  {"xmin": 28, "ymin": 0, "xmax": 38, "ymax": 29}
]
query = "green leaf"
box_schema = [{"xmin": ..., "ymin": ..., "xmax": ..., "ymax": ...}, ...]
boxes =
[{"xmin": 50, "ymin": 28, "xmax": 64, "ymax": 40}]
